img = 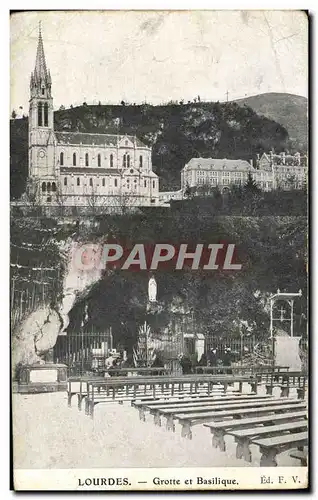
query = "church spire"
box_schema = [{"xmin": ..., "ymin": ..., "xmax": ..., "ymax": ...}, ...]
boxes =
[
  {"xmin": 34, "ymin": 22, "xmax": 48, "ymax": 80},
  {"xmin": 30, "ymin": 22, "xmax": 52, "ymax": 96}
]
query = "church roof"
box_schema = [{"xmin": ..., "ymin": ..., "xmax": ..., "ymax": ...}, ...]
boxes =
[
  {"xmin": 184, "ymin": 157, "xmax": 253, "ymax": 171},
  {"xmin": 60, "ymin": 167, "xmax": 121, "ymax": 175},
  {"xmin": 55, "ymin": 131, "xmax": 147, "ymax": 148}
]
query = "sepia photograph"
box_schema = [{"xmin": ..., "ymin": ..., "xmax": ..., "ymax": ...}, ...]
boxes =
[{"xmin": 10, "ymin": 9, "xmax": 308, "ymax": 491}]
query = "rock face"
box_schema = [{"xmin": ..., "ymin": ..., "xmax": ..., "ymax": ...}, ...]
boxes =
[
  {"xmin": 12, "ymin": 307, "xmax": 62, "ymax": 371},
  {"xmin": 12, "ymin": 238, "xmax": 105, "ymax": 376},
  {"xmin": 58, "ymin": 240, "xmax": 103, "ymax": 332}
]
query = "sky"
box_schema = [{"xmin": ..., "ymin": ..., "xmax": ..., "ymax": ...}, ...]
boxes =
[{"xmin": 10, "ymin": 10, "xmax": 308, "ymax": 114}]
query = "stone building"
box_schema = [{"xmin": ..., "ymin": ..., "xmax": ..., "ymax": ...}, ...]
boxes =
[
  {"xmin": 257, "ymin": 151, "xmax": 307, "ymax": 190},
  {"xmin": 27, "ymin": 27, "xmax": 159, "ymax": 208},
  {"xmin": 181, "ymin": 157, "xmax": 262, "ymax": 191},
  {"xmin": 180, "ymin": 152, "xmax": 307, "ymax": 194}
]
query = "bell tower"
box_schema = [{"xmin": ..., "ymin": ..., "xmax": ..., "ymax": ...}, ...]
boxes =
[{"xmin": 28, "ymin": 23, "xmax": 55, "ymax": 182}]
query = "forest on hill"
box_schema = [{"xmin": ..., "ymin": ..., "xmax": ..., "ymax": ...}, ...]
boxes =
[
  {"xmin": 10, "ymin": 100, "xmax": 290, "ymax": 198},
  {"xmin": 235, "ymin": 92, "xmax": 308, "ymax": 151}
]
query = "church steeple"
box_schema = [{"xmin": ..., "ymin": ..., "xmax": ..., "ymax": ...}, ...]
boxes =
[
  {"xmin": 29, "ymin": 22, "xmax": 54, "ymax": 145},
  {"xmin": 30, "ymin": 23, "xmax": 52, "ymax": 99}
]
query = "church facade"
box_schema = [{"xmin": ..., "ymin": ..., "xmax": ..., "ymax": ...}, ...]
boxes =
[{"xmin": 27, "ymin": 28, "xmax": 159, "ymax": 208}]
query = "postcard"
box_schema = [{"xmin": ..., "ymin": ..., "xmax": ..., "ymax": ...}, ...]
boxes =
[{"xmin": 10, "ymin": 9, "xmax": 308, "ymax": 491}]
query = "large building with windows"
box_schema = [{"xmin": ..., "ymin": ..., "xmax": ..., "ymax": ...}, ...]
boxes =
[
  {"xmin": 257, "ymin": 151, "xmax": 307, "ymax": 190},
  {"xmin": 27, "ymin": 28, "xmax": 159, "ymax": 208},
  {"xmin": 181, "ymin": 158, "xmax": 261, "ymax": 191},
  {"xmin": 180, "ymin": 153, "xmax": 307, "ymax": 194}
]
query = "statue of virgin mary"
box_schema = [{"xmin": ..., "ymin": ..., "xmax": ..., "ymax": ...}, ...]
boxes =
[{"xmin": 148, "ymin": 275, "xmax": 157, "ymax": 303}]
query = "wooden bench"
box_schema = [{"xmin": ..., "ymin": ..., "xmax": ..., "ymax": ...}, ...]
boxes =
[
  {"xmin": 195, "ymin": 365, "xmax": 289, "ymax": 377},
  {"xmin": 131, "ymin": 389, "xmax": 240, "ymax": 409},
  {"xmin": 85, "ymin": 374, "xmax": 258, "ymax": 418},
  {"xmin": 163, "ymin": 398, "xmax": 302, "ymax": 434},
  {"xmin": 174, "ymin": 400, "xmax": 307, "ymax": 439},
  {"xmin": 132, "ymin": 391, "xmax": 242, "ymax": 421},
  {"xmin": 82, "ymin": 386, "xmax": 229, "ymax": 414},
  {"xmin": 85, "ymin": 381, "xmax": 234, "ymax": 416},
  {"xmin": 67, "ymin": 376, "xmax": 105, "ymax": 408},
  {"xmin": 139, "ymin": 394, "xmax": 267, "ymax": 424},
  {"xmin": 264, "ymin": 371, "xmax": 307, "ymax": 399},
  {"xmin": 146, "ymin": 396, "xmax": 272, "ymax": 426},
  {"xmin": 105, "ymin": 367, "xmax": 169, "ymax": 376},
  {"xmin": 67, "ymin": 376, "xmax": 208, "ymax": 410},
  {"xmin": 228, "ymin": 420, "xmax": 308, "ymax": 463},
  {"xmin": 289, "ymin": 449, "xmax": 308, "ymax": 466},
  {"xmin": 77, "ymin": 384, "xmax": 224, "ymax": 412},
  {"xmin": 204, "ymin": 410, "xmax": 307, "ymax": 453},
  {"xmin": 252, "ymin": 431, "xmax": 308, "ymax": 466}
]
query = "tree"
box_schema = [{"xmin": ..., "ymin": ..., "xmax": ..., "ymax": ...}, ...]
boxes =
[
  {"xmin": 196, "ymin": 183, "xmax": 213, "ymax": 197},
  {"xmin": 87, "ymin": 185, "xmax": 106, "ymax": 215},
  {"xmin": 55, "ymin": 181, "xmax": 67, "ymax": 216},
  {"xmin": 184, "ymin": 183, "xmax": 192, "ymax": 199},
  {"xmin": 285, "ymin": 174, "xmax": 298, "ymax": 190},
  {"xmin": 25, "ymin": 178, "xmax": 41, "ymax": 209},
  {"xmin": 113, "ymin": 188, "xmax": 138, "ymax": 215},
  {"xmin": 244, "ymin": 172, "xmax": 260, "ymax": 193}
]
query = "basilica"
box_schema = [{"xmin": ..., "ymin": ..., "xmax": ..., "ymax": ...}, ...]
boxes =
[{"xmin": 27, "ymin": 28, "xmax": 159, "ymax": 208}]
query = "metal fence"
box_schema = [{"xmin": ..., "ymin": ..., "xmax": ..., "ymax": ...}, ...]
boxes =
[
  {"xmin": 205, "ymin": 335, "xmax": 256, "ymax": 356},
  {"xmin": 53, "ymin": 331, "xmax": 112, "ymax": 376}
]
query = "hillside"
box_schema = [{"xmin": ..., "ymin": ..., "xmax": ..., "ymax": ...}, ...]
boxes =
[
  {"xmin": 234, "ymin": 93, "xmax": 307, "ymax": 151},
  {"xmin": 10, "ymin": 100, "xmax": 289, "ymax": 199}
]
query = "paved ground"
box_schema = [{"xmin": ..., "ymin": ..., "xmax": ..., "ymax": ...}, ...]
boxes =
[{"xmin": 12, "ymin": 385, "xmax": 301, "ymax": 469}]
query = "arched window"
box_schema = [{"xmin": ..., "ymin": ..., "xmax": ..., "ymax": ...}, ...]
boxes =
[
  {"xmin": 98, "ymin": 154, "xmax": 101, "ymax": 167},
  {"xmin": 73, "ymin": 153, "xmax": 77, "ymax": 166},
  {"xmin": 77, "ymin": 177, "xmax": 80, "ymax": 186},
  {"xmin": 42, "ymin": 182, "xmax": 46, "ymax": 192},
  {"xmin": 110, "ymin": 154, "xmax": 113, "ymax": 168},
  {"xmin": 44, "ymin": 103, "xmax": 48, "ymax": 127},
  {"xmin": 85, "ymin": 153, "xmax": 89, "ymax": 166},
  {"xmin": 41, "ymin": 87, "xmax": 45, "ymax": 96},
  {"xmin": 114, "ymin": 179, "xmax": 118, "ymax": 187},
  {"xmin": 52, "ymin": 182, "xmax": 56, "ymax": 192},
  {"xmin": 123, "ymin": 153, "xmax": 130, "ymax": 168},
  {"xmin": 89, "ymin": 178, "xmax": 93, "ymax": 187},
  {"xmin": 47, "ymin": 182, "xmax": 51, "ymax": 192},
  {"xmin": 64, "ymin": 177, "xmax": 67, "ymax": 186},
  {"xmin": 38, "ymin": 102, "xmax": 43, "ymax": 126},
  {"xmin": 139, "ymin": 155, "xmax": 143, "ymax": 168},
  {"xmin": 102, "ymin": 178, "xmax": 105, "ymax": 187},
  {"xmin": 60, "ymin": 152, "xmax": 64, "ymax": 166}
]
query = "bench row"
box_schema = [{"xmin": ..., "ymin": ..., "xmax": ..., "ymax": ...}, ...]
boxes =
[{"xmin": 131, "ymin": 394, "xmax": 308, "ymax": 466}]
